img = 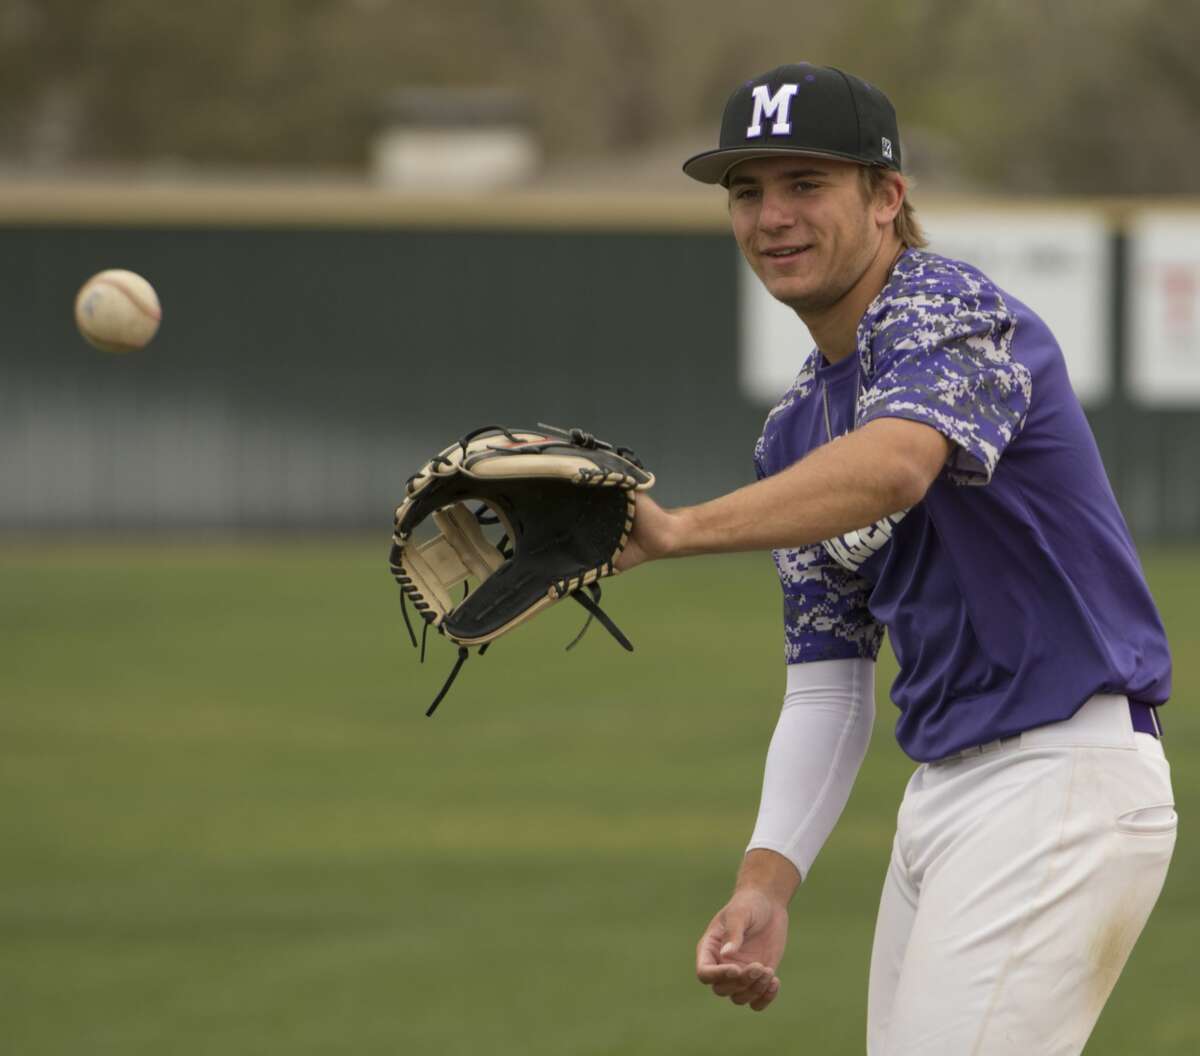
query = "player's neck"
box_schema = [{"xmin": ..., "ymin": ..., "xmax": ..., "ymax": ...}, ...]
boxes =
[{"xmin": 802, "ymin": 235, "xmax": 905, "ymax": 365}]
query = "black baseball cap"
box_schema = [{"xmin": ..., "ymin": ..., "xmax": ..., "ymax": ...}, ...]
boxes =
[{"xmin": 683, "ymin": 63, "xmax": 901, "ymax": 185}]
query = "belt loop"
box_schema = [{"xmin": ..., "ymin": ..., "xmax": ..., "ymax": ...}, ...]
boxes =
[{"xmin": 1129, "ymin": 700, "xmax": 1162, "ymax": 739}]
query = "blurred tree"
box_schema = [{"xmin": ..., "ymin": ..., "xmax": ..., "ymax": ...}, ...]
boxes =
[{"xmin": 0, "ymin": 0, "xmax": 1195, "ymax": 194}]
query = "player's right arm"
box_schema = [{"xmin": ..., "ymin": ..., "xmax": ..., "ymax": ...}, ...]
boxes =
[{"xmin": 696, "ymin": 656, "xmax": 877, "ymax": 1011}]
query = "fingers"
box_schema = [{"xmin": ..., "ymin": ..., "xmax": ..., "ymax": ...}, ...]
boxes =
[
  {"xmin": 725, "ymin": 967, "xmax": 780, "ymax": 1013},
  {"xmin": 695, "ymin": 913, "xmax": 730, "ymax": 980},
  {"xmin": 700, "ymin": 959, "xmax": 779, "ymax": 1009},
  {"xmin": 749, "ymin": 976, "xmax": 781, "ymax": 1012},
  {"xmin": 709, "ymin": 963, "xmax": 754, "ymax": 997},
  {"xmin": 725, "ymin": 962, "xmax": 774, "ymax": 1002},
  {"xmin": 696, "ymin": 930, "xmax": 754, "ymax": 993},
  {"xmin": 696, "ymin": 960, "xmax": 736, "ymax": 986}
]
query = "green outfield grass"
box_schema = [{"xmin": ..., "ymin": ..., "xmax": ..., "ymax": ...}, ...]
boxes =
[{"xmin": 1, "ymin": 542, "xmax": 1196, "ymax": 1055}]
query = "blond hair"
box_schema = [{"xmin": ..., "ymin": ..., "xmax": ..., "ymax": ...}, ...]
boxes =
[{"xmin": 860, "ymin": 166, "xmax": 927, "ymax": 249}]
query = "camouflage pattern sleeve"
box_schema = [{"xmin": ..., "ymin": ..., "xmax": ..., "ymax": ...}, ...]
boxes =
[
  {"xmin": 773, "ymin": 543, "xmax": 884, "ymax": 664},
  {"xmin": 855, "ymin": 252, "xmax": 1033, "ymax": 485},
  {"xmin": 753, "ymin": 440, "xmax": 767, "ymax": 482}
]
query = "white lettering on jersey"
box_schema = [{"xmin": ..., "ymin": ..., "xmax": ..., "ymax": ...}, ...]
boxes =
[
  {"xmin": 746, "ymin": 84, "xmax": 800, "ymax": 139},
  {"xmin": 822, "ymin": 509, "xmax": 909, "ymax": 573}
]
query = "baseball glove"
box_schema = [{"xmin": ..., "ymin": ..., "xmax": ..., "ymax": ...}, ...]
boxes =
[{"xmin": 389, "ymin": 424, "xmax": 655, "ymax": 715}]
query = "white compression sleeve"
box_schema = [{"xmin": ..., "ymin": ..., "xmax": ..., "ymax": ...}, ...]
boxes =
[{"xmin": 746, "ymin": 658, "xmax": 876, "ymax": 881}]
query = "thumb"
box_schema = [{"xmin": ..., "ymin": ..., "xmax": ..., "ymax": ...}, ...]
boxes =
[{"xmin": 719, "ymin": 911, "xmax": 750, "ymax": 960}]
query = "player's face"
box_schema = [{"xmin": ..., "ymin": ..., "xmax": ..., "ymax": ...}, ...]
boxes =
[{"xmin": 727, "ymin": 157, "xmax": 887, "ymax": 314}]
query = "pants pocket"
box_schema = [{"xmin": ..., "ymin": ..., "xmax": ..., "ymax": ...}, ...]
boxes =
[{"xmin": 1115, "ymin": 804, "xmax": 1178, "ymax": 835}]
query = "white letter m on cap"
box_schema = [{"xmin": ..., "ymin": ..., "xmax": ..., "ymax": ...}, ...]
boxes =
[{"xmin": 746, "ymin": 84, "xmax": 800, "ymax": 138}]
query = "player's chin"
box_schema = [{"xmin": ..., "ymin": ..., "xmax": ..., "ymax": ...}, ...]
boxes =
[{"xmin": 764, "ymin": 274, "xmax": 822, "ymax": 308}]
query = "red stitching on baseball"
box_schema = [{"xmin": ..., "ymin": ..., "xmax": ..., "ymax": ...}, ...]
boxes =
[{"xmin": 95, "ymin": 276, "xmax": 162, "ymax": 321}]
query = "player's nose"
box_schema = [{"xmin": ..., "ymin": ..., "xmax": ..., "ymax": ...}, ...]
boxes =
[{"xmin": 756, "ymin": 188, "xmax": 796, "ymax": 233}]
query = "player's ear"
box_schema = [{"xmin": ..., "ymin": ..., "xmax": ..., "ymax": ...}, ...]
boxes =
[{"xmin": 869, "ymin": 170, "xmax": 905, "ymax": 227}]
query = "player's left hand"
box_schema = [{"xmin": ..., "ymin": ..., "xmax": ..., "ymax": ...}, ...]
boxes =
[
  {"xmin": 616, "ymin": 493, "xmax": 678, "ymax": 572},
  {"xmin": 695, "ymin": 887, "xmax": 788, "ymax": 1012}
]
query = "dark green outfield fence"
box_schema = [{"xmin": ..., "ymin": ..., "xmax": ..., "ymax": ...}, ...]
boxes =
[{"xmin": 0, "ymin": 187, "xmax": 1197, "ymax": 540}]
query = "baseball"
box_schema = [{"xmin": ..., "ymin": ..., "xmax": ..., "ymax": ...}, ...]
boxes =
[{"xmin": 74, "ymin": 269, "xmax": 162, "ymax": 353}]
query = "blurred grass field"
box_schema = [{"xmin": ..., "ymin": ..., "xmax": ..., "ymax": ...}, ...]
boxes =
[{"xmin": 1, "ymin": 542, "xmax": 1196, "ymax": 1055}]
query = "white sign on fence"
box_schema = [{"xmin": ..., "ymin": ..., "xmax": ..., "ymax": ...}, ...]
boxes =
[
  {"xmin": 1127, "ymin": 212, "xmax": 1200, "ymax": 406},
  {"xmin": 739, "ymin": 209, "xmax": 1112, "ymax": 406}
]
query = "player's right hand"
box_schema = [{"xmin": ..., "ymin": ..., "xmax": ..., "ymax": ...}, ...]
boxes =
[{"xmin": 695, "ymin": 887, "xmax": 788, "ymax": 1012}]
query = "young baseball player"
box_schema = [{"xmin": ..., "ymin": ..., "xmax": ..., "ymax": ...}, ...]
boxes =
[{"xmin": 618, "ymin": 63, "xmax": 1176, "ymax": 1055}]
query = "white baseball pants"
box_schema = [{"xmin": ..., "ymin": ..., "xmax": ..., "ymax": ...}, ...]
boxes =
[{"xmin": 867, "ymin": 694, "xmax": 1176, "ymax": 1056}]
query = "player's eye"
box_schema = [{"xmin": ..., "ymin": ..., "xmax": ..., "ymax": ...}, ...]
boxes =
[{"xmin": 732, "ymin": 186, "xmax": 760, "ymax": 201}]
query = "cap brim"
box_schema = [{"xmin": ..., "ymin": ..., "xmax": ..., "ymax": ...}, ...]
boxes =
[{"xmin": 682, "ymin": 146, "xmax": 876, "ymax": 185}]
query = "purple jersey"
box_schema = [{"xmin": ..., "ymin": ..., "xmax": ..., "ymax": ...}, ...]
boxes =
[{"xmin": 754, "ymin": 249, "xmax": 1171, "ymax": 762}]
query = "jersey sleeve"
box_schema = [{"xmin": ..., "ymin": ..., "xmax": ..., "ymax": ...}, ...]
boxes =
[
  {"xmin": 856, "ymin": 267, "xmax": 1032, "ymax": 485},
  {"xmin": 753, "ymin": 435, "xmax": 767, "ymax": 481},
  {"xmin": 774, "ymin": 544, "xmax": 884, "ymax": 664}
]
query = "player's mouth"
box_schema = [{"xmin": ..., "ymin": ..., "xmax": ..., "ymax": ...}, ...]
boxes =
[{"xmin": 759, "ymin": 244, "xmax": 812, "ymax": 264}]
